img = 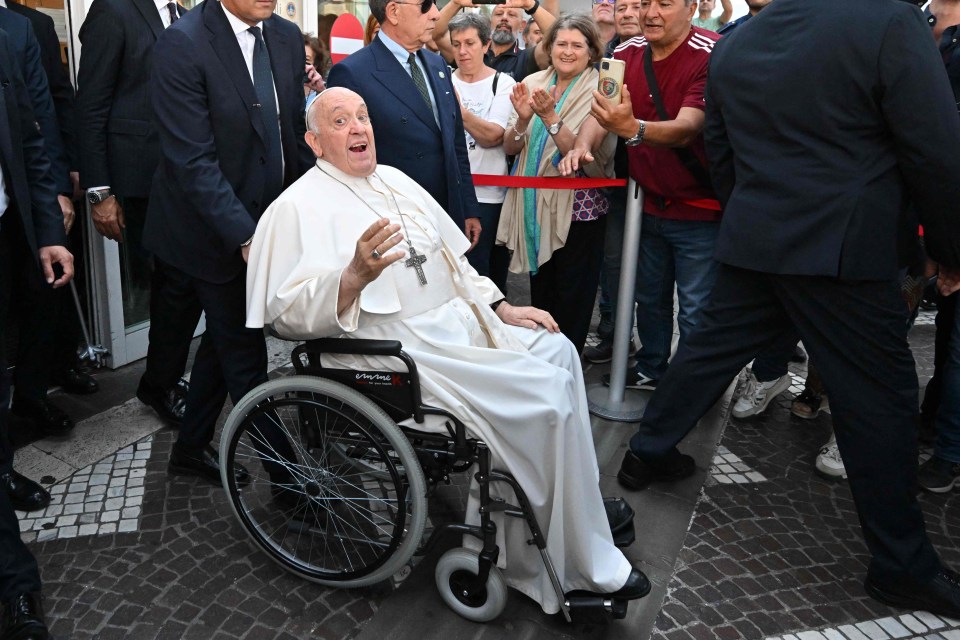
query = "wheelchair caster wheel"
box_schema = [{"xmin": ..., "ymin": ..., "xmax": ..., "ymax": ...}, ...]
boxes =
[{"xmin": 435, "ymin": 548, "xmax": 508, "ymax": 622}]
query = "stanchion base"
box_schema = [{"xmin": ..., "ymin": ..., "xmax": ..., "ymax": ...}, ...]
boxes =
[{"xmin": 586, "ymin": 383, "xmax": 648, "ymax": 423}]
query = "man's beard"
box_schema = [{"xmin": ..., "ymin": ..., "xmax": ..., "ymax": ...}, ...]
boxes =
[{"xmin": 492, "ymin": 29, "xmax": 516, "ymax": 45}]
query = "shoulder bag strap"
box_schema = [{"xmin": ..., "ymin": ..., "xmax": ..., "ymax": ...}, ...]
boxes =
[{"xmin": 642, "ymin": 48, "xmax": 713, "ymax": 191}]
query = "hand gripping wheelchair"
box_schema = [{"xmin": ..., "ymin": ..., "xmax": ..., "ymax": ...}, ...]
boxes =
[{"xmin": 218, "ymin": 337, "xmax": 636, "ymax": 622}]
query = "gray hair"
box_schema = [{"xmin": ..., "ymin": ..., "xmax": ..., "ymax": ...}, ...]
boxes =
[
  {"xmin": 369, "ymin": 0, "xmax": 389, "ymax": 24},
  {"xmin": 449, "ymin": 12, "xmax": 492, "ymax": 45}
]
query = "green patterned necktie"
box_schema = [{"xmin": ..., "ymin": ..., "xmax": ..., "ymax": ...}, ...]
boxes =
[{"xmin": 407, "ymin": 53, "xmax": 433, "ymax": 111}]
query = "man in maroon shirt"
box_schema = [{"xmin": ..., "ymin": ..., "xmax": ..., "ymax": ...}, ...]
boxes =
[{"xmin": 564, "ymin": 0, "xmax": 720, "ymax": 393}]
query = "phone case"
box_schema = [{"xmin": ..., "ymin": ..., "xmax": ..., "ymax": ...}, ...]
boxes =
[{"xmin": 598, "ymin": 58, "xmax": 626, "ymax": 104}]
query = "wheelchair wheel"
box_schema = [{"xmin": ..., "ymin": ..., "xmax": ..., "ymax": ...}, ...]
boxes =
[
  {"xmin": 220, "ymin": 375, "xmax": 427, "ymax": 588},
  {"xmin": 434, "ymin": 548, "xmax": 508, "ymax": 622}
]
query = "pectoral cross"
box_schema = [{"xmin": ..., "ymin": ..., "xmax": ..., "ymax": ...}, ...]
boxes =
[{"xmin": 405, "ymin": 246, "xmax": 428, "ymax": 286}]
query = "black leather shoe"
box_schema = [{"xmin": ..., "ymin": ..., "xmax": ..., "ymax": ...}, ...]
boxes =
[
  {"xmin": 603, "ymin": 497, "xmax": 634, "ymax": 534},
  {"xmin": 53, "ymin": 367, "xmax": 99, "ymax": 395},
  {"xmin": 865, "ymin": 568, "xmax": 960, "ymax": 618},
  {"xmin": 0, "ymin": 472, "xmax": 50, "ymax": 512},
  {"xmin": 11, "ymin": 401, "xmax": 74, "ymax": 437},
  {"xmin": 610, "ymin": 568, "xmax": 651, "ymax": 600},
  {"xmin": 168, "ymin": 445, "xmax": 248, "ymax": 487},
  {"xmin": 617, "ymin": 448, "xmax": 695, "ymax": 491},
  {"xmin": 1, "ymin": 592, "xmax": 49, "ymax": 640},
  {"xmin": 137, "ymin": 376, "xmax": 187, "ymax": 427}
]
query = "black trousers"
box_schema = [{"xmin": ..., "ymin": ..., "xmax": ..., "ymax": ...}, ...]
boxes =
[
  {"xmin": 632, "ymin": 264, "xmax": 941, "ymax": 584},
  {"xmin": 0, "ymin": 216, "xmax": 43, "ymax": 598},
  {"xmin": 166, "ymin": 261, "xmax": 268, "ymax": 451},
  {"xmin": 921, "ymin": 292, "xmax": 957, "ymax": 422},
  {"xmin": 529, "ymin": 217, "xmax": 606, "ymax": 354},
  {"xmin": 5, "ymin": 213, "xmax": 55, "ymax": 410},
  {"xmin": 124, "ymin": 198, "xmax": 203, "ymax": 392}
]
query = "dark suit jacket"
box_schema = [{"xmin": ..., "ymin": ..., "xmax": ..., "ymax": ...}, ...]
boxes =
[
  {"xmin": 0, "ymin": 30, "xmax": 65, "ymax": 260},
  {"xmin": 0, "ymin": 9, "xmax": 69, "ymax": 194},
  {"xmin": 704, "ymin": 0, "xmax": 960, "ymax": 279},
  {"xmin": 327, "ymin": 35, "xmax": 479, "ymax": 230},
  {"xmin": 75, "ymin": 0, "xmax": 186, "ymax": 196},
  {"xmin": 6, "ymin": 0, "xmax": 76, "ymax": 173},
  {"xmin": 143, "ymin": 0, "xmax": 313, "ymax": 284}
]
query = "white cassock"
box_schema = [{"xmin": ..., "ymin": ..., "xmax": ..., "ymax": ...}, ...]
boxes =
[{"xmin": 246, "ymin": 160, "xmax": 632, "ymax": 614}]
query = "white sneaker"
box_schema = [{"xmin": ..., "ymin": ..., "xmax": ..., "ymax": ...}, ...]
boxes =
[
  {"xmin": 732, "ymin": 372, "xmax": 790, "ymax": 418},
  {"xmin": 815, "ymin": 433, "xmax": 847, "ymax": 480}
]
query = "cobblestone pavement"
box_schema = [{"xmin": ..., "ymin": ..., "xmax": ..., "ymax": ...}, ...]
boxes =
[
  {"xmin": 648, "ymin": 323, "xmax": 960, "ymax": 640},
  {"xmin": 16, "ymin": 310, "xmax": 959, "ymax": 639}
]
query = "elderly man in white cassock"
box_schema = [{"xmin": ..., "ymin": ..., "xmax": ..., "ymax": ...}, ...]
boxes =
[{"xmin": 245, "ymin": 87, "xmax": 649, "ymax": 614}]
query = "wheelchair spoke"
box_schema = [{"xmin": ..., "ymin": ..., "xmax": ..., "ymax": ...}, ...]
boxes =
[{"xmin": 222, "ymin": 379, "xmax": 427, "ymax": 586}]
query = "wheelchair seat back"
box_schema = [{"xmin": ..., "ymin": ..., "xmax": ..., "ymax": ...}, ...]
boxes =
[{"xmin": 292, "ymin": 340, "xmax": 418, "ymax": 423}]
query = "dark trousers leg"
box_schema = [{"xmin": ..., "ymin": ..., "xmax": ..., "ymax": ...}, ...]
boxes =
[
  {"xmin": 10, "ymin": 224, "xmax": 55, "ymax": 409},
  {"xmin": 0, "ymin": 487, "xmax": 41, "ymax": 600},
  {"xmin": 126, "ymin": 200, "xmax": 202, "ymax": 392},
  {"xmin": 921, "ymin": 292, "xmax": 956, "ymax": 421},
  {"xmin": 598, "ymin": 189, "xmax": 627, "ymax": 341},
  {"xmin": 634, "ymin": 265, "xmax": 941, "ymax": 583},
  {"xmin": 0, "ymin": 219, "xmax": 13, "ymax": 473},
  {"xmin": 632, "ymin": 265, "xmax": 793, "ymax": 457},
  {"xmin": 528, "ymin": 218, "xmax": 606, "ymax": 354},
  {"xmin": 773, "ymin": 275, "xmax": 939, "ymax": 584},
  {"xmin": 751, "ymin": 330, "xmax": 800, "ymax": 382},
  {"xmin": 0, "ymin": 218, "xmax": 42, "ymax": 597},
  {"xmin": 174, "ymin": 267, "xmax": 268, "ymax": 451}
]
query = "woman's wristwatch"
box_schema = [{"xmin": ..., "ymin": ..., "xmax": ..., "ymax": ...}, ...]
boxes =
[{"xmin": 547, "ymin": 119, "xmax": 564, "ymax": 136}]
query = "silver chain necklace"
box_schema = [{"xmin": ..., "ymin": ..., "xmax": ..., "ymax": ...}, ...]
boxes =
[{"xmin": 316, "ymin": 163, "xmax": 429, "ymax": 286}]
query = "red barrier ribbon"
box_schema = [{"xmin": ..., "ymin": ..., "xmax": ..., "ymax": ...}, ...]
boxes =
[
  {"xmin": 472, "ymin": 174, "xmax": 722, "ymax": 212},
  {"xmin": 471, "ymin": 174, "xmax": 628, "ymax": 189}
]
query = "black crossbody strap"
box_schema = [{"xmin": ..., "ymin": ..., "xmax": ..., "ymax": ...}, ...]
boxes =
[
  {"xmin": 492, "ymin": 71, "xmax": 501, "ymax": 97},
  {"xmin": 642, "ymin": 48, "xmax": 713, "ymax": 191}
]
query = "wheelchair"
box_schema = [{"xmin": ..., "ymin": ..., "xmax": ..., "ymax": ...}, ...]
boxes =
[{"xmin": 218, "ymin": 337, "xmax": 635, "ymax": 623}]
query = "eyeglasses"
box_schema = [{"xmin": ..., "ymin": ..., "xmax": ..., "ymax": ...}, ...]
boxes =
[{"xmin": 393, "ymin": 0, "xmax": 436, "ymax": 13}]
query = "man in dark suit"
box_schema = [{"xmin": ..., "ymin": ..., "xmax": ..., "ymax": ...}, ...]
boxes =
[
  {"xmin": 6, "ymin": 0, "xmax": 98, "ymax": 397},
  {"xmin": 4, "ymin": 0, "xmax": 75, "ymax": 175},
  {"xmin": 0, "ymin": 27, "xmax": 74, "ymax": 640},
  {"xmin": 145, "ymin": 0, "xmax": 313, "ymax": 483},
  {"xmin": 327, "ymin": 0, "xmax": 481, "ymax": 242},
  {"xmin": 0, "ymin": 7, "xmax": 78, "ymax": 437},
  {"xmin": 615, "ymin": 0, "xmax": 960, "ymax": 617},
  {"xmin": 76, "ymin": 0, "xmax": 200, "ymax": 426}
]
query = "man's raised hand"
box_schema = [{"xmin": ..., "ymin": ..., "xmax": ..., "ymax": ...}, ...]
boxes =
[
  {"xmin": 345, "ymin": 219, "xmax": 405, "ymax": 288},
  {"xmin": 591, "ymin": 84, "xmax": 638, "ymax": 138}
]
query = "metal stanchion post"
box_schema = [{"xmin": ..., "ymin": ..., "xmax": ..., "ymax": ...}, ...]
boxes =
[{"xmin": 588, "ymin": 178, "xmax": 647, "ymax": 422}]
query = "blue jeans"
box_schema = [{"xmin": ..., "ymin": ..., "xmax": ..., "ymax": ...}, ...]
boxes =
[
  {"xmin": 634, "ymin": 214, "xmax": 720, "ymax": 380},
  {"xmin": 934, "ymin": 292, "xmax": 960, "ymax": 463}
]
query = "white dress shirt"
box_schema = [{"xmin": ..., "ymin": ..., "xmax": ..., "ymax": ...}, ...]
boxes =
[
  {"xmin": 155, "ymin": 0, "xmax": 175, "ymax": 29},
  {"xmin": 219, "ymin": 1, "xmax": 284, "ymax": 169}
]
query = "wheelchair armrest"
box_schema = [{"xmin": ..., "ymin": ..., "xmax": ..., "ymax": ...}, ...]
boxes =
[{"xmin": 303, "ymin": 338, "xmax": 403, "ymax": 357}]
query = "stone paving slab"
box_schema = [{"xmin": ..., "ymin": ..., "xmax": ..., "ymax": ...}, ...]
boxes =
[{"xmin": 647, "ymin": 324, "xmax": 960, "ymax": 640}]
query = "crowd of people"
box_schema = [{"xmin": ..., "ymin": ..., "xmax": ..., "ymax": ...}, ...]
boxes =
[{"xmin": 2, "ymin": 0, "xmax": 960, "ymax": 636}]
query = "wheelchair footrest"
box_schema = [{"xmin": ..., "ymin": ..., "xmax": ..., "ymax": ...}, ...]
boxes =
[{"xmin": 563, "ymin": 593, "xmax": 629, "ymax": 620}]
